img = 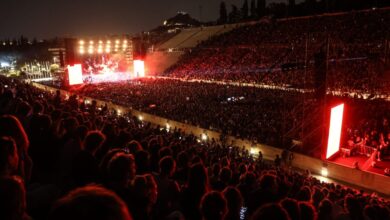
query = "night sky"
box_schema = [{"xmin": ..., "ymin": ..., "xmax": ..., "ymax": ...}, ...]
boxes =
[{"xmin": 1, "ymin": 0, "xmax": 286, "ymax": 39}]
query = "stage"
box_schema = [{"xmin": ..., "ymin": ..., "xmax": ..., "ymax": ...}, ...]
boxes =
[
  {"xmin": 330, "ymin": 152, "xmax": 390, "ymax": 176},
  {"xmin": 82, "ymin": 72, "xmax": 132, "ymax": 84}
]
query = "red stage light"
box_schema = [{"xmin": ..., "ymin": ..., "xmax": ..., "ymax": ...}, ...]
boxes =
[
  {"xmin": 134, "ymin": 60, "xmax": 145, "ymax": 77},
  {"xmin": 326, "ymin": 103, "xmax": 344, "ymax": 159},
  {"xmin": 68, "ymin": 64, "xmax": 83, "ymax": 85}
]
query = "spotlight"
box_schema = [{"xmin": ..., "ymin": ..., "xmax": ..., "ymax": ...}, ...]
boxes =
[
  {"xmin": 201, "ymin": 133, "xmax": 208, "ymax": 141},
  {"xmin": 321, "ymin": 167, "xmax": 328, "ymax": 177},
  {"xmin": 250, "ymin": 148, "xmax": 258, "ymax": 155}
]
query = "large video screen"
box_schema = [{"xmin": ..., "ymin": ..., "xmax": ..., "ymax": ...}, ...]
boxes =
[{"xmin": 326, "ymin": 103, "xmax": 344, "ymax": 159}]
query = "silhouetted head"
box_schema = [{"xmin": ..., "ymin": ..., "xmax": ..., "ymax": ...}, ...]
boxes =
[
  {"xmin": 108, "ymin": 153, "xmax": 136, "ymax": 185},
  {"xmin": 223, "ymin": 186, "xmax": 243, "ymax": 219},
  {"xmin": 251, "ymin": 203, "xmax": 290, "ymax": 220},
  {"xmin": 83, "ymin": 130, "xmax": 106, "ymax": 155},
  {"xmin": 299, "ymin": 201, "xmax": 317, "ymax": 220},
  {"xmin": 0, "ymin": 176, "xmax": 27, "ymax": 220},
  {"xmin": 49, "ymin": 185, "xmax": 132, "ymax": 220},
  {"xmin": 280, "ymin": 198, "xmax": 300, "ymax": 220},
  {"xmin": 188, "ymin": 163, "xmax": 209, "ymax": 193},
  {"xmin": 0, "ymin": 136, "xmax": 19, "ymax": 176},
  {"xmin": 159, "ymin": 156, "xmax": 176, "ymax": 177},
  {"xmin": 0, "ymin": 115, "xmax": 29, "ymax": 152},
  {"xmin": 200, "ymin": 191, "xmax": 227, "ymax": 220}
]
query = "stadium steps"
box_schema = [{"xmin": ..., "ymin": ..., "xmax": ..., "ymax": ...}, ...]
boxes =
[
  {"xmin": 170, "ymin": 29, "xmax": 201, "ymax": 49},
  {"xmin": 159, "ymin": 29, "xmax": 201, "ymax": 50},
  {"xmin": 158, "ymin": 25, "xmax": 235, "ymax": 50},
  {"xmin": 148, "ymin": 25, "xmax": 237, "ymax": 73},
  {"xmin": 177, "ymin": 26, "xmax": 230, "ymax": 48}
]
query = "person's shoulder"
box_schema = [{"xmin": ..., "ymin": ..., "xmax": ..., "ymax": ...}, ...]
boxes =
[{"xmin": 335, "ymin": 212, "xmax": 351, "ymax": 220}]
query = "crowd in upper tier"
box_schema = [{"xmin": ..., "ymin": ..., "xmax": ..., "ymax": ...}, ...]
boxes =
[
  {"xmin": 1, "ymin": 76, "xmax": 390, "ymax": 220},
  {"xmin": 164, "ymin": 9, "xmax": 390, "ymax": 96}
]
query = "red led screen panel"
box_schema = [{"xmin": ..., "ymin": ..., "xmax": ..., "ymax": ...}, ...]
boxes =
[{"xmin": 326, "ymin": 103, "xmax": 344, "ymax": 159}]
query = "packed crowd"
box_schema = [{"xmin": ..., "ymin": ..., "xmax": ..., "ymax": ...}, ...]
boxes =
[
  {"xmin": 72, "ymin": 78, "xmax": 314, "ymax": 148},
  {"xmin": 1, "ymin": 76, "xmax": 390, "ymax": 220},
  {"xmin": 164, "ymin": 9, "xmax": 390, "ymax": 95},
  {"xmin": 70, "ymin": 77, "xmax": 390, "ymax": 159}
]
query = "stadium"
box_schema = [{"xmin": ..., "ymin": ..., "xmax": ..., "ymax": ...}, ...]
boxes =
[{"xmin": 1, "ymin": 1, "xmax": 390, "ymax": 220}]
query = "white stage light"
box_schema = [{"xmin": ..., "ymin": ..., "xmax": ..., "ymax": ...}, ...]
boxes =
[
  {"xmin": 250, "ymin": 148, "xmax": 258, "ymax": 155},
  {"xmin": 321, "ymin": 167, "xmax": 328, "ymax": 177},
  {"xmin": 326, "ymin": 104, "xmax": 344, "ymax": 159},
  {"xmin": 68, "ymin": 64, "xmax": 83, "ymax": 85},
  {"xmin": 133, "ymin": 60, "xmax": 145, "ymax": 77}
]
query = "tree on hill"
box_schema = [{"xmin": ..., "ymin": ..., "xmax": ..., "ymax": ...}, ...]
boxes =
[
  {"xmin": 288, "ymin": 0, "xmax": 296, "ymax": 16},
  {"xmin": 268, "ymin": 2, "xmax": 287, "ymax": 18},
  {"xmin": 304, "ymin": 0, "xmax": 317, "ymax": 15},
  {"xmin": 250, "ymin": 0, "xmax": 257, "ymax": 18},
  {"xmin": 214, "ymin": 0, "xmax": 390, "ymax": 24},
  {"xmin": 257, "ymin": 0, "xmax": 266, "ymax": 18},
  {"xmin": 228, "ymin": 5, "xmax": 242, "ymax": 23},
  {"xmin": 164, "ymin": 12, "xmax": 201, "ymax": 27},
  {"xmin": 241, "ymin": 0, "xmax": 249, "ymax": 19},
  {"xmin": 219, "ymin": 1, "xmax": 228, "ymax": 24}
]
